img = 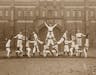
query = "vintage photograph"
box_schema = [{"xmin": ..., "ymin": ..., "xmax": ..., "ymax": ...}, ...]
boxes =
[{"xmin": 0, "ymin": 0, "xmax": 96, "ymax": 75}]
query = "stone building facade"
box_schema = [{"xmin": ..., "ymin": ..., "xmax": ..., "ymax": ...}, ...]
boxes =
[{"xmin": 0, "ymin": 0, "xmax": 96, "ymax": 49}]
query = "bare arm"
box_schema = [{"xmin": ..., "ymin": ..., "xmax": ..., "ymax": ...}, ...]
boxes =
[
  {"xmin": 14, "ymin": 35, "xmax": 18, "ymax": 38},
  {"xmin": 37, "ymin": 39, "xmax": 44, "ymax": 44},
  {"xmin": 53, "ymin": 24, "xmax": 57, "ymax": 28},
  {"xmin": 29, "ymin": 41, "xmax": 35, "ymax": 43},
  {"xmin": 68, "ymin": 40, "xmax": 72, "ymax": 43},
  {"xmin": 57, "ymin": 37, "xmax": 64, "ymax": 44},
  {"xmin": 44, "ymin": 22, "xmax": 49, "ymax": 28},
  {"xmin": 82, "ymin": 33, "xmax": 86, "ymax": 37}
]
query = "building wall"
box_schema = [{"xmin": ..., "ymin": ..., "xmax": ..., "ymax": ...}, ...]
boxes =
[{"xmin": 0, "ymin": 0, "xmax": 96, "ymax": 49}]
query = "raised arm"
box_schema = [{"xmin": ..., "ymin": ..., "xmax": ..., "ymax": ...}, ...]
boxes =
[
  {"xmin": 53, "ymin": 24, "xmax": 57, "ymax": 28},
  {"xmin": 44, "ymin": 22, "xmax": 49, "ymax": 28}
]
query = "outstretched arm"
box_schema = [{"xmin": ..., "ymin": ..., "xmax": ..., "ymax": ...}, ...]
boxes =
[
  {"xmin": 37, "ymin": 39, "xmax": 44, "ymax": 44},
  {"xmin": 82, "ymin": 33, "xmax": 86, "ymax": 37},
  {"xmin": 57, "ymin": 37, "xmax": 64, "ymax": 44},
  {"xmin": 44, "ymin": 22, "xmax": 49, "ymax": 28},
  {"xmin": 14, "ymin": 35, "xmax": 18, "ymax": 38},
  {"xmin": 29, "ymin": 41, "xmax": 35, "ymax": 43}
]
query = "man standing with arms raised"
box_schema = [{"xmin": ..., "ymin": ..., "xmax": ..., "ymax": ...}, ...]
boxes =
[{"xmin": 44, "ymin": 22, "xmax": 57, "ymax": 46}]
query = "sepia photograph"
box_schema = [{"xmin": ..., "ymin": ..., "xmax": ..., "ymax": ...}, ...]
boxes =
[{"xmin": 0, "ymin": 0, "xmax": 96, "ymax": 75}]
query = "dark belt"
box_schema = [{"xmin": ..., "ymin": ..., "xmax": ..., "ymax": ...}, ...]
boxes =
[
  {"xmin": 77, "ymin": 37, "xmax": 82, "ymax": 38},
  {"xmin": 62, "ymin": 37, "xmax": 65, "ymax": 40},
  {"xmin": 48, "ymin": 38, "xmax": 52, "ymax": 39},
  {"xmin": 6, "ymin": 47, "xmax": 10, "ymax": 48},
  {"xmin": 18, "ymin": 39, "xmax": 22, "ymax": 40},
  {"xmin": 48, "ymin": 31, "xmax": 53, "ymax": 32}
]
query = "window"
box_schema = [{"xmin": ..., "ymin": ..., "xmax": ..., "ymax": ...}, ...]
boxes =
[
  {"xmin": 5, "ymin": 10, "xmax": 9, "ymax": 16},
  {"xmin": 36, "ymin": 10, "xmax": 39, "ymax": 16},
  {"xmin": 78, "ymin": 11, "xmax": 81, "ymax": 17},
  {"xmin": 72, "ymin": 11, "xmax": 75, "ymax": 17},
  {"xmin": 30, "ymin": 11, "xmax": 33, "ymax": 16},
  {"xmin": 90, "ymin": 11, "xmax": 94, "ymax": 17},
  {"xmin": 0, "ymin": 10, "xmax": 3, "ymax": 16},
  {"xmin": 24, "ymin": 11, "xmax": 29, "ymax": 16},
  {"xmin": 47, "ymin": 10, "xmax": 53, "ymax": 17},
  {"xmin": 66, "ymin": 11, "xmax": 70, "ymax": 17},
  {"xmin": 61, "ymin": 10, "xmax": 64, "ymax": 16},
  {"xmin": 54, "ymin": 11, "xmax": 58, "ymax": 17},
  {"xmin": 18, "ymin": 11, "xmax": 22, "ymax": 17},
  {"xmin": 72, "ymin": 10, "xmax": 82, "ymax": 17},
  {"xmin": 42, "ymin": 10, "xmax": 45, "ymax": 17}
]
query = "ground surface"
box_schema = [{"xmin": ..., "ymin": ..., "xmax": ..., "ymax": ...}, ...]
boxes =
[{"xmin": 0, "ymin": 48, "xmax": 96, "ymax": 75}]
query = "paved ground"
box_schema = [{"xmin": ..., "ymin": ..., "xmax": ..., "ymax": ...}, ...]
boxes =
[{"xmin": 0, "ymin": 48, "xmax": 96, "ymax": 75}]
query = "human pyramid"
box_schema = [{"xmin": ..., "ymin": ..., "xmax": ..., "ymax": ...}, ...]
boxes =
[{"xmin": 5, "ymin": 22, "xmax": 89, "ymax": 58}]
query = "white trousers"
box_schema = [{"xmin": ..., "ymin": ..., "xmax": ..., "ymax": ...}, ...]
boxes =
[
  {"xmin": 15, "ymin": 45, "xmax": 23, "ymax": 56},
  {"xmin": 19, "ymin": 45, "xmax": 23, "ymax": 52},
  {"xmin": 64, "ymin": 45, "xmax": 70, "ymax": 52},
  {"xmin": 17, "ymin": 40, "xmax": 23, "ymax": 48},
  {"xmin": 47, "ymin": 39, "xmax": 54, "ymax": 46},
  {"xmin": 33, "ymin": 45, "xmax": 40, "ymax": 53},
  {"xmin": 52, "ymin": 45, "xmax": 59, "ymax": 56},
  {"xmin": 70, "ymin": 47, "xmax": 74, "ymax": 56},
  {"xmin": 52, "ymin": 45, "xmax": 58, "ymax": 52},
  {"xmin": 47, "ymin": 31, "xmax": 54, "ymax": 38},
  {"xmin": 83, "ymin": 47, "xmax": 88, "ymax": 58},
  {"xmin": 26, "ymin": 47, "xmax": 31, "ymax": 57},
  {"xmin": 76, "ymin": 38, "xmax": 82, "ymax": 46},
  {"xmin": 43, "ymin": 45, "xmax": 50, "ymax": 57},
  {"xmin": 6, "ymin": 48, "xmax": 11, "ymax": 57}
]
